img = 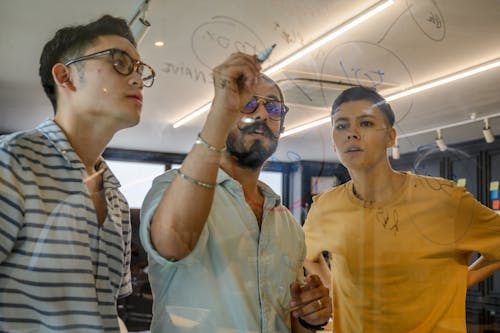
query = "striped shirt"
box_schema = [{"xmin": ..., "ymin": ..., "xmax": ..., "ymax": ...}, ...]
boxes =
[{"xmin": 0, "ymin": 119, "xmax": 132, "ymax": 332}]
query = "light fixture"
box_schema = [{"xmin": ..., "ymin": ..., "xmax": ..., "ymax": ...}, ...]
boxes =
[
  {"xmin": 129, "ymin": 0, "xmax": 151, "ymax": 44},
  {"xmin": 483, "ymin": 118, "xmax": 495, "ymax": 143},
  {"xmin": 154, "ymin": 41, "xmax": 164, "ymax": 47},
  {"xmin": 435, "ymin": 129, "xmax": 447, "ymax": 151},
  {"xmin": 282, "ymin": 57, "xmax": 500, "ymax": 137},
  {"xmin": 392, "ymin": 138, "xmax": 400, "ymax": 160},
  {"xmin": 264, "ymin": 0, "xmax": 394, "ymax": 76},
  {"xmin": 172, "ymin": 0, "xmax": 394, "ymax": 129}
]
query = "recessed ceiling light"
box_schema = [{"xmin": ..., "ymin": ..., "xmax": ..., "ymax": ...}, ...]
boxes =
[{"xmin": 154, "ymin": 41, "xmax": 164, "ymax": 47}]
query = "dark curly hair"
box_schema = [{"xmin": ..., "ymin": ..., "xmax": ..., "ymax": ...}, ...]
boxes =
[
  {"xmin": 39, "ymin": 15, "xmax": 135, "ymax": 113},
  {"xmin": 331, "ymin": 85, "xmax": 395, "ymax": 127}
]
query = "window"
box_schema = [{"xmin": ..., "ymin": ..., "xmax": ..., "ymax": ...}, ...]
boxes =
[
  {"xmin": 106, "ymin": 160, "xmax": 165, "ymax": 208},
  {"xmin": 259, "ymin": 170, "xmax": 283, "ymax": 198}
]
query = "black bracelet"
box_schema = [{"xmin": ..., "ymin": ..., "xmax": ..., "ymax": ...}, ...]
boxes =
[{"xmin": 298, "ymin": 317, "xmax": 329, "ymax": 331}]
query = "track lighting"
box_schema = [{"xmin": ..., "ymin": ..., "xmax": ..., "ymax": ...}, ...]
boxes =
[
  {"xmin": 392, "ymin": 138, "xmax": 400, "ymax": 160},
  {"xmin": 435, "ymin": 129, "xmax": 447, "ymax": 151},
  {"xmin": 483, "ymin": 118, "xmax": 495, "ymax": 143},
  {"xmin": 129, "ymin": 0, "xmax": 151, "ymax": 44}
]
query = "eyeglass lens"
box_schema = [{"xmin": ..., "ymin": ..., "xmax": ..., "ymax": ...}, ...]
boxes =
[
  {"xmin": 244, "ymin": 96, "xmax": 284, "ymax": 120},
  {"xmin": 111, "ymin": 50, "xmax": 154, "ymax": 87}
]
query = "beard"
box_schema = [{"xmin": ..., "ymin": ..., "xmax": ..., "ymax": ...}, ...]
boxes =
[{"xmin": 226, "ymin": 121, "xmax": 279, "ymax": 170}]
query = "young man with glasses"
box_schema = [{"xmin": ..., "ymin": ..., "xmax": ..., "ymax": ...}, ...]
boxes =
[
  {"xmin": 140, "ymin": 52, "xmax": 332, "ymax": 333},
  {"xmin": 0, "ymin": 15, "xmax": 155, "ymax": 332}
]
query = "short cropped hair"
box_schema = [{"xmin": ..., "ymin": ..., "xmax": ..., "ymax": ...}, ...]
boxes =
[
  {"xmin": 39, "ymin": 15, "xmax": 135, "ymax": 113},
  {"xmin": 331, "ymin": 86, "xmax": 395, "ymax": 127}
]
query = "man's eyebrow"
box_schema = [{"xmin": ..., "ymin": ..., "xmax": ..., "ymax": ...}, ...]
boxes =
[{"xmin": 266, "ymin": 94, "xmax": 280, "ymax": 101}]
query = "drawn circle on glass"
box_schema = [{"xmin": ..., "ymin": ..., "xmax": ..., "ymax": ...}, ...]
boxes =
[
  {"xmin": 406, "ymin": 0, "xmax": 446, "ymax": 41},
  {"xmin": 191, "ymin": 16, "xmax": 266, "ymax": 70},
  {"xmin": 320, "ymin": 41, "xmax": 415, "ymax": 124}
]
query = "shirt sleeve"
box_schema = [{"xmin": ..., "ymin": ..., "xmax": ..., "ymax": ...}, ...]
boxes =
[
  {"xmin": 303, "ymin": 192, "xmax": 328, "ymax": 262},
  {"xmin": 0, "ymin": 144, "xmax": 25, "ymax": 264},
  {"xmin": 139, "ymin": 170, "xmax": 209, "ymax": 268},
  {"xmin": 455, "ymin": 186, "xmax": 500, "ymax": 260}
]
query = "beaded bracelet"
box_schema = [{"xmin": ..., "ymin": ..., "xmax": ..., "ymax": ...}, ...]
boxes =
[
  {"xmin": 298, "ymin": 317, "xmax": 329, "ymax": 331},
  {"xmin": 175, "ymin": 169, "xmax": 216, "ymax": 189},
  {"xmin": 195, "ymin": 133, "xmax": 226, "ymax": 153}
]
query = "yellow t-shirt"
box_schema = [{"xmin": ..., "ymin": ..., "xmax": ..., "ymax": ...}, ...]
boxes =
[{"xmin": 304, "ymin": 173, "xmax": 500, "ymax": 333}]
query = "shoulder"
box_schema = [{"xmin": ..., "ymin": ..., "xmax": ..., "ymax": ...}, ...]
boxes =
[
  {"xmin": 1, "ymin": 127, "xmax": 45, "ymax": 150},
  {"xmin": 276, "ymin": 205, "xmax": 303, "ymax": 227},
  {"xmin": 409, "ymin": 173, "xmax": 461, "ymax": 194},
  {"xmin": 0, "ymin": 128, "xmax": 48, "ymax": 172},
  {"xmin": 405, "ymin": 174, "xmax": 470, "ymax": 208}
]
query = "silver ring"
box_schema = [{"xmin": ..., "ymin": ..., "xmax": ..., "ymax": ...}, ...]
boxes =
[{"xmin": 317, "ymin": 299, "xmax": 323, "ymax": 308}]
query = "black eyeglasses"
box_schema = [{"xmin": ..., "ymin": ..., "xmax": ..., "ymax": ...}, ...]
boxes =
[
  {"xmin": 242, "ymin": 95, "xmax": 289, "ymax": 121},
  {"xmin": 64, "ymin": 48, "xmax": 156, "ymax": 87}
]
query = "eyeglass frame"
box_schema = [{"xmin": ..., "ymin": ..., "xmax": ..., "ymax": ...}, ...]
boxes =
[
  {"xmin": 64, "ymin": 48, "xmax": 156, "ymax": 87},
  {"xmin": 242, "ymin": 95, "xmax": 289, "ymax": 121}
]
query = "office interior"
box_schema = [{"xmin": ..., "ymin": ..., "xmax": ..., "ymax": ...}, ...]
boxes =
[{"xmin": 2, "ymin": 0, "xmax": 500, "ymax": 332}]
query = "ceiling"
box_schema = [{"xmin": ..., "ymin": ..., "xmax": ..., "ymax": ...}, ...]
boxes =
[{"xmin": 2, "ymin": 0, "xmax": 500, "ymax": 163}]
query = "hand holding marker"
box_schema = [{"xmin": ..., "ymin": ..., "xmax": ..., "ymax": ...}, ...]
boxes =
[{"xmin": 242, "ymin": 44, "xmax": 276, "ymax": 124}]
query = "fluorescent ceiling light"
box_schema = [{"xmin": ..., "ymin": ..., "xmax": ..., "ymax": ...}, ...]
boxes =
[
  {"xmin": 386, "ymin": 59, "xmax": 500, "ymax": 102},
  {"xmin": 173, "ymin": 103, "xmax": 211, "ymax": 128},
  {"xmin": 281, "ymin": 117, "xmax": 331, "ymax": 138},
  {"xmin": 283, "ymin": 58, "xmax": 500, "ymax": 137},
  {"xmin": 172, "ymin": 0, "xmax": 394, "ymax": 129},
  {"xmin": 264, "ymin": 0, "xmax": 394, "ymax": 76}
]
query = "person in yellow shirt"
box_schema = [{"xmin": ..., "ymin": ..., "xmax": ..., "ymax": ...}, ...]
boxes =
[{"xmin": 303, "ymin": 85, "xmax": 500, "ymax": 332}]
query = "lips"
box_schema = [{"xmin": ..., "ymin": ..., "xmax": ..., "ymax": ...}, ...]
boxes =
[
  {"xmin": 240, "ymin": 121, "xmax": 277, "ymax": 139},
  {"xmin": 126, "ymin": 93, "xmax": 143, "ymax": 105},
  {"xmin": 345, "ymin": 147, "xmax": 362, "ymax": 153}
]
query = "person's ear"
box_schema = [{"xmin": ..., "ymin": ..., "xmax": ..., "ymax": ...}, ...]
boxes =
[
  {"xmin": 386, "ymin": 127, "xmax": 397, "ymax": 148},
  {"xmin": 52, "ymin": 63, "xmax": 75, "ymax": 91}
]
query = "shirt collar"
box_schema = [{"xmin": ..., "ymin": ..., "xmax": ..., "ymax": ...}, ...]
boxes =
[
  {"xmin": 38, "ymin": 119, "xmax": 121, "ymax": 189},
  {"xmin": 37, "ymin": 119, "xmax": 84, "ymax": 170}
]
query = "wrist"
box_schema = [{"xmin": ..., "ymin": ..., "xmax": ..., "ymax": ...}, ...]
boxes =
[{"xmin": 298, "ymin": 317, "xmax": 329, "ymax": 331}]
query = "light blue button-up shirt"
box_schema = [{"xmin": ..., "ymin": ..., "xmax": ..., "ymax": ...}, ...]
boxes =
[{"xmin": 140, "ymin": 169, "xmax": 305, "ymax": 333}]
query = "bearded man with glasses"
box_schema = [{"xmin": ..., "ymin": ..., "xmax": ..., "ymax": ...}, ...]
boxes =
[
  {"xmin": 0, "ymin": 15, "xmax": 155, "ymax": 332},
  {"xmin": 140, "ymin": 53, "xmax": 332, "ymax": 333}
]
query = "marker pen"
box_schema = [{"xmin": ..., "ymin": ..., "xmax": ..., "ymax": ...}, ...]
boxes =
[
  {"xmin": 241, "ymin": 44, "xmax": 277, "ymax": 124},
  {"xmin": 256, "ymin": 43, "xmax": 277, "ymax": 63}
]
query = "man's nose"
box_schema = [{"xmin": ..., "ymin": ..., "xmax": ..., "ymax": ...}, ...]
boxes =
[
  {"xmin": 128, "ymin": 71, "xmax": 143, "ymax": 89},
  {"xmin": 252, "ymin": 101, "xmax": 269, "ymax": 121}
]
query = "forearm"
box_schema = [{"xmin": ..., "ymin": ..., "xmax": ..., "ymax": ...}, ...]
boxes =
[
  {"xmin": 150, "ymin": 52, "xmax": 260, "ymax": 260},
  {"xmin": 291, "ymin": 316, "xmax": 311, "ymax": 333},
  {"xmin": 150, "ymin": 114, "xmax": 230, "ymax": 260},
  {"xmin": 468, "ymin": 255, "xmax": 500, "ymax": 287}
]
